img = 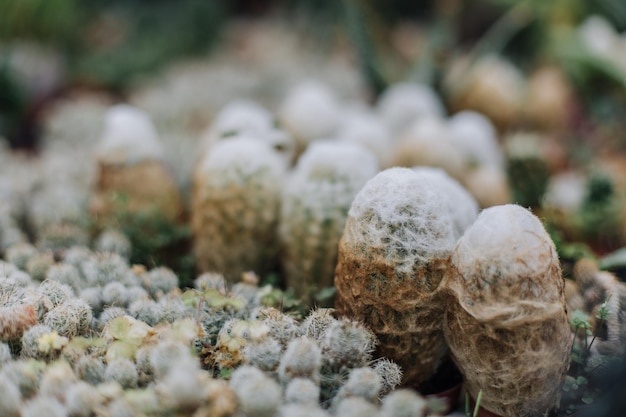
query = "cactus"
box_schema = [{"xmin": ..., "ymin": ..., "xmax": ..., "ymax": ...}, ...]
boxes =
[
  {"xmin": 141, "ymin": 266, "xmax": 178, "ymax": 299},
  {"xmin": 390, "ymin": 116, "xmax": 468, "ymax": 182},
  {"xmin": 21, "ymin": 396, "xmax": 67, "ymax": 417},
  {"xmin": 376, "ymin": 82, "xmax": 445, "ymax": 135},
  {"xmin": 192, "ymin": 137, "xmax": 285, "ymax": 282},
  {"xmin": 90, "ymin": 104, "xmax": 183, "ymax": 226},
  {"xmin": 411, "ymin": 167, "xmax": 478, "ymax": 240},
  {"xmin": 337, "ymin": 110, "xmax": 393, "ymax": 168},
  {"xmin": 278, "ymin": 80, "xmax": 342, "ymax": 157},
  {"xmin": 505, "ymin": 132, "xmax": 550, "ymax": 208},
  {"xmin": 334, "ymin": 167, "xmax": 456, "ymax": 388},
  {"xmin": 380, "ymin": 389, "xmax": 428, "ymax": 417},
  {"xmin": 65, "ymin": 381, "xmax": 104, "ymax": 417},
  {"xmin": 442, "ymin": 204, "xmax": 571, "ymax": 417},
  {"xmin": 45, "ymin": 264, "xmax": 83, "ymax": 292},
  {"xmin": 0, "ymin": 378, "xmax": 21, "ymax": 417},
  {"xmin": 95, "ymin": 229, "xmax": 132, "ymax": 260},
  {"xmin": 75, "ymin": 355, "xmax": 106, "ymax": 385},
  {"xmin": 285, "ymin": 378, "xmax": 321, "ymax": 405},
  {"xmin": 200, "ymin": 99, "xmax": 294, "ymax": 165},
  {"xmin": 5, "ymin": 242, "xmax": 37, "ymax": 270},
  {"xmin": 105, "ymin": 358, "xmax": 139, "ymax": 389},
  {"xmin": 39, "ymin": 360, "xmax": 77, "ymax": 402},
  {"xmin": 371, "ymin": 359, "xmax": 403, "ymax": 396},
  {"xmin": 230, "ymin": 365, "xmax": 282, "ymax": 417},
  {"xmin": 44, "ymin": 299, "xmax": 93, "ymax": 338},
  {"xmin": 278, "ymin": 336, "xmax": 322, "ymax": 384},
  {"xmin": 280, "ymin": 142, "xmax": 378, "ymax": 303},
  {"xmin": 448, "ymin": 110, "xmax": 504, "ymax": 170}
]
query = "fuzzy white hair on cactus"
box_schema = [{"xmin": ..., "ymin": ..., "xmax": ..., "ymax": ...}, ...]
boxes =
[
  {"xmin": 97, "ymin": 104, "xmax": 163, "ymax": 164},
  {"xmin": 376, "ymin": 82, "xmax": 445, "ymax": 134},
  {"xmin": 411, "ymin": 167, "xmax": 478, "ymax": 239}
]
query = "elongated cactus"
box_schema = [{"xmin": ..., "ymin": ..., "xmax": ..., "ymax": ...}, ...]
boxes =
[
  {"xmin": 192, "ymin": 137, "xmax": 286, "ymax": 282},
  {"xmin": 442, "ymin": 204, "xmax": 571, "ymax": 417},
  {"xmin": 279, "ymin": 142, "xmax": 378, "ymax": 302},
  {"xmin": 334, "ymin": 167, "xmax": 456, "ymax": 388}
]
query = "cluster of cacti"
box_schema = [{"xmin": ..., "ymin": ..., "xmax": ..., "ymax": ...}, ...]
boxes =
[
  {"xmin": 0, "ymin": 237, "xmax": 449, "ymax": 417},
  {"xmin": 335, "ymin": 166, "xmax": 573, "ymax": 416}
]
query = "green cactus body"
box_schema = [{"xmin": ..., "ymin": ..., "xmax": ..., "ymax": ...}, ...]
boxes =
[
  {"xmin": 279, "ymin": 143, "xmax": 378, "ymax": 302},
  {"xmin": 192, "ymin": 137, "xmax": 285, "ymax": 283}
]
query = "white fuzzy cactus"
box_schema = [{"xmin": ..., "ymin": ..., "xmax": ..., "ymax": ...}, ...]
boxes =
[
  {"xmin": 279, "ymin": 142, "xmax": 379, "ymax": 301},
  {"xmin": 376, "ymin": 82, "xmax": 445, "ymax": 134},
  {"xmin": 200, "ymin": 100, "xmax": 294, "ymax": 165},
  {"xmin": 96, "ymin": 104, "xmax": 164, "ymax": 165},
  {"xmin": 335, "ymin": 167, "xmax": 456, "ymax": 387},
  {"xmin": 411, "ymin": 167, "xmax": 478, "ymax": 239},
  {"xmin": 90, "ymin": 104, "xmax": 183, "ymax": 224},
  {"xmin": 442, "ymin": 204, "xmax": 570, "ymax": 417},
  {"xmin": 192, "ymin": 137, "xmax": 286, "ymax": 282},
  {"xmin": 278, "ymin": 80, "xmax": 342, "ymax": 153}
]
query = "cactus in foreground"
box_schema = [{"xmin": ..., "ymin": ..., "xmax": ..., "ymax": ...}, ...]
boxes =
[
  {"xmin": 334, "ymin": 167, "xmax": 456, "ymax": 388},
  {"xmin": 279, "ymin": 142, "xmax": 378, "ymax": 302},
  {"xmin": 192, "ymin": 137, "xmax": 286, "ymax": 282},
  {"xmin": 442, "ymin": 204, "xmax": 571, "ymax": 417}
]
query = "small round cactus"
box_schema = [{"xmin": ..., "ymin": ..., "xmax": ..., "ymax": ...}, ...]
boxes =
[
  {"xmin": 442, "ymin": 204, "xmax": 571, "ymax": 417},
  {"xmin": 376, "ymin": 82, "xmax": 445, "ymax": 134},
  {"xmin": 230, "ymin": 365, "xmax": 282, "ymax": 417},
  {"xmin": 332, "ymin": 367, "xmax": 382, "ymax": 404},
  {"xmin": 285, "ymin": 378, "xmax": 321, "ymax": 405},
  {"xmin": 21, "ymin": 324, "xmax": 54, "ymax": 359},
  {"xmin": 278, "ymin": 336, "xmax": 322, "ymax": 384},
  {"xmin": 44, "ymin": 298, "xmax": 93, "ymax": 338},
  {"xmin": 90, "ymin": 104, "xmax": 183, "ymax": 226},
  {"xmin": 380, "ymin": 389, "xmax": 428, "ymax": 417},
  {"xmin": 45, "ymin": 263, "xmax": 83, "ymax": 292},
  {"xmin": 105, "ymin": 358, "xmax": 139, "ymax": 389},
  {"xmin": 192, "ymin": 137, "xmax": 286, "ymax": 282},
  {"xmin": 278, "ymin": 79, "xmax": 342, "ymax": 155},
  {"xmin": 142, "ymin": 266, "xmax": 178, "ymax": 299},
  {"xmin": 5, "ymin": 242, "xmax": 37, "ymax": 270},
  {"xmin": 65, "ymin": 381, "xmax": 104, "ymax": 417},
  {"xmin": 319, "ymin": 318, "xmax": 376, "ymax": 370},
  {"xmin": 279, "ymin": 141, "xmax": 378, "ymax": 302},
  {"xmin": 335, "ymin": 167, "xmax": 456, "ymax": 388},
  {"xmin": 75, "ymin": 355, "xmax": 106, "ymax": 385},
  {"xmin": 95, "ymin": 229, "xmax": 132, "ymax": 259},
  {"xmin": 390, "ymin": 116, "xmax": 467, "ymax": 181}
]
